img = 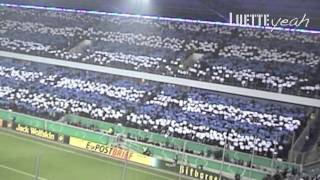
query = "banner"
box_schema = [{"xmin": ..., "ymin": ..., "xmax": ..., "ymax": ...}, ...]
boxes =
[
  {"xmin": 7, "ymin": 121, "xmax": 12, "ymax": 128},
  {"xmin": 156, "ymin": 161, "xmax": 228, "ymax": 180},
  {"xmin": 178, "ymin": 165, "xmax": 221, "ymax": 180},
  {"xmin": 58, "ymin": 134, "xmax": 70, "ymax": 144},
  {"xmin": 1, "ymin": 119, "xmax": 7, "ymax": 128},
  {"xmin": 69, "ymin": 137, "xmax": 158, "ymax": 167},
  {"xmin": 14, "ymin": 123, "xmax": 58, "ymax": 141},
  {"xmin": 157, "ymin": 160, "xmax": 179, "ymax": 171}
]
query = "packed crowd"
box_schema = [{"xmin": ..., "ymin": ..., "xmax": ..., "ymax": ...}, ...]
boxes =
[
  {"xmin": 0, "ymin": 58, "xmax": 311, "ymax": 160},
  {"xmin": 0, "ymin": 6, "xmax": 319, "ymax": 97}
]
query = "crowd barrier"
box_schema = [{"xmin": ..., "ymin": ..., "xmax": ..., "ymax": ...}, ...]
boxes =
[
  {"xmin": 0, "ymin": 115, "xmax": 228, "ymax": 179},
  {"xmin": 65, "ymin": 114, "xmax": 299, "ymax": 171},
  {"xmin": 0, "ymin": 108, "xmax": 295, "ymax": 179}
]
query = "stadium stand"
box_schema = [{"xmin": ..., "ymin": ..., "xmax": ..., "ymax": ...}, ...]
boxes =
[
  {"xmin": 0, "ymin": 5, "xmax": 319, "ymax": 98},
  {"xmin": 0, "ymin": 57, "xmax": 313, "ymax": 161},
  {"xmin": 0, "ymin": 4, "xmax": 319, "ymax": 180}
]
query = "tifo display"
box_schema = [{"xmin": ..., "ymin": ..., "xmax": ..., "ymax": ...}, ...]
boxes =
[
  {"xmin": 0, "ymin": 3, "xmax": 319, "ymax": 180},
  {"xmin": 0, "ymin": 58, "xmax": 310, "ymax": 160},
  {"xmin": 0, "ymin": 4, "xmax": 319, "ymax": 98}
]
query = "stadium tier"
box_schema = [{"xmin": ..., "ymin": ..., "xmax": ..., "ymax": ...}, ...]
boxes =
[
  {"xmin": 0, "ymin": 56, "xmax": 315, "ymax": 179},
  {"xmin": 0, "ymin": 57, "xmax": 311, "ymax": 159},
  {"xmin": 0, "ymin": 5, "xmax": 319, "ymax": 98}
]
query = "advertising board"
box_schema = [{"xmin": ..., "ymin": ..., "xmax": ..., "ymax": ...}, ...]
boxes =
[{"xmin": 69, "ymin": 137, "xmax": 158, "ymax": 167}]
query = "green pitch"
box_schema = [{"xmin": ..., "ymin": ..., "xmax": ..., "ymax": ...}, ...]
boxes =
[{"xmin": 0, "ymin": 129, "xmax": 188, "ymax": 180}]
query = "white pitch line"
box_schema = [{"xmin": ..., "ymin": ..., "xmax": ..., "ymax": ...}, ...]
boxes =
[
  {"xmin": 0, "ymin": 164, "xmax": 48, "ymax": 180},
  {"xmin": 0, "ymin": 130, "xmax": 175, "ymax": 180}
]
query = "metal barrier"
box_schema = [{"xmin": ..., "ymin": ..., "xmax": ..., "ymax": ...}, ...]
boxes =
[{"xmin": 0, "ymin": 108, "xmax": 300, "ymax": 179}]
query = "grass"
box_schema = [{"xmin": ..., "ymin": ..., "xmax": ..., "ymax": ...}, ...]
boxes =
[{"xmin": 0, "ymin": 129, "xmax": 188, "ymax": 180}]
